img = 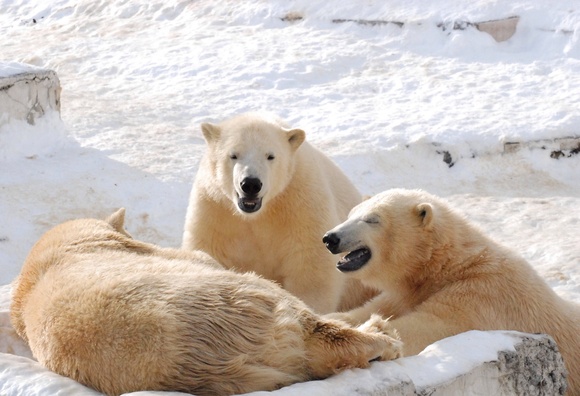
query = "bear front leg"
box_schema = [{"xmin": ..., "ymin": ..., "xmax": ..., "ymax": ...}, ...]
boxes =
[
  {"xmin": 325, "ymin": 292, "xmax": 397, "ymax": 325},
  {"xmin": 304, "ymin": 315, "xmax": 402, "ymax": 379}
]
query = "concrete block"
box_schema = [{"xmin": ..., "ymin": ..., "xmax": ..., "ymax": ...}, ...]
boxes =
[{"xmin": 0, "ymin": 61, "xmax": 61, "ymax": 127}]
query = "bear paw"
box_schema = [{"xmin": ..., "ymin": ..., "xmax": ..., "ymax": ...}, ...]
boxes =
[{"xmin": 359, "ymin": 314, "xmax": 403, "ymax": 360}]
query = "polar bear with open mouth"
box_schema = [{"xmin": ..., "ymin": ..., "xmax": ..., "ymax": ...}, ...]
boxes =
[
  {"xmin": 323, "ymin": 188, "xmax": 580, "ymax": 394},
  {"xmin": 183, "ymin": 112, "xmax": 374, "ymax": 313}
]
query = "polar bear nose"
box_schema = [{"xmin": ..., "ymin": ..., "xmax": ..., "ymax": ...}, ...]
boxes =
[
  {"xmin": 322, "ymin": 232, "xmax": 341, "ymax": 254},
  {"xmin": 240, "ymin": 177, "xmax": 262, "ymax": 196}
]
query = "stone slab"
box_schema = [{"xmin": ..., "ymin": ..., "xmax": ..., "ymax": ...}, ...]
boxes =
[{"xmin": 0, "ymin": 61, "xmax": 61, "ymax": 127}]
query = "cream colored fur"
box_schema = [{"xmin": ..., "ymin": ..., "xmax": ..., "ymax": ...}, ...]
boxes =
[
  {"xmin": 325, "ymin": 189, "xmax": 580, "ymax": 395},
  {"xmin": 11, "ymin": 209, "xmax": 402, "ymax": 396},
  {"xmin": 182, "ymin": 112, "xmax": 374, "ymax": 314}
]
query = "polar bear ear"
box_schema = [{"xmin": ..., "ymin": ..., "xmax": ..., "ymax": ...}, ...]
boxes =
[
  {"xmin": 106, "ymin": 208, "xmax": 125, "ymax": 229},
  {"xmin": 106, "ymin": 208, "xmax": 132, "ymax": 238},
  {"xmin": 416, "ymin": 203, "xmax": 434, "ymax": 230},
  {"xmin": 287, "ymin": 128, "xmax": 305, "ymax": 151},
  {"xmin": 201, "ymin": 122, "xmax": 221, "ymax": 144}
]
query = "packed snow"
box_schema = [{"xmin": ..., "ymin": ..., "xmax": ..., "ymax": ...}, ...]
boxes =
[{"xmin": 0, "ymin": 0, "xmax": 579, "ymax": 395}]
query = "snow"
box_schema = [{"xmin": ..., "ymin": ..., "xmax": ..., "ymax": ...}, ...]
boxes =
[
  {"xmin": 0, "ymin": 61, "xmax": 46, "ymax": 79},
  {"xmin": 0, "ymin": 0, "xmax": 579, "ymax": 394},
  {"xmin": 0, "ymin": 112, "xmax": 70, "ymax": 161}
]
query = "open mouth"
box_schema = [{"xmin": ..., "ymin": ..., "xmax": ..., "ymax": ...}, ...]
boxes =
[
  {"xmin": 337, "ymin": 247, "xmax": 371, "ymax": 272},
  {"xmin": 237, "ymin": 195, "xmax": 263, "ymax": 213}
]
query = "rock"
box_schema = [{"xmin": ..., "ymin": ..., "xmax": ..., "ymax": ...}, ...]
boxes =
[
  {"xmin": 416, "ymin": 332, "xmax": 567, "ymax": 396},
  {"xmin": 246, "ymin": 331, "xmax": 568, "ymax": 395},
  {"xmin": 0, "ymin": 61, "xmax": 61, "ymax": 127}
]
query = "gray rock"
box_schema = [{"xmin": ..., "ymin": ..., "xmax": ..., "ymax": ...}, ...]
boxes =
[
  {"xmin": 415, "ymin": 332, "xmax": 568, "ymax": 396},
  {"xmin": 0, "ymin": 62, "xmax": 61, "ymax": 127}
]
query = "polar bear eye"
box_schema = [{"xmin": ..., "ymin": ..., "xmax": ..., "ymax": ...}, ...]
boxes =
[
  {"xmin": 363, "ymin": 216, "xmax": 379, "ymax": 224},
  {"xmin": 267, "ymin": 154, "xmax": 275, "ymax": 161},
  {"xmin": 229, "ymin": 154, "xmax": 238, "ymax": 160}
]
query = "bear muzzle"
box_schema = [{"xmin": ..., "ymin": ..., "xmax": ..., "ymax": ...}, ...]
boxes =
[
  {"xmin": 240, "ymin": 177, "xmax": 262, "ymax": 195},
  {"xmin": 323, "ymin": 232, "xmax": 372, "ymax": 272},
  {"xmin": 322, "ymin": 232, "xmax": 341, "ymax": 254},
  {"xmin": 237, "ymin": 177, "xmax": 264, "ymax": 213}
]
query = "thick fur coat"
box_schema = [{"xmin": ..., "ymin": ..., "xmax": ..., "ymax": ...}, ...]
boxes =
[
  {"xmin": 324, "ymin": 189, "xmax": 580, "ymax": 394},
  {"xmin": 11, "ymin": 209, "xmax": 401, "ymax": 396},
  {"xmin": 183, "ymin": 113, "xmax": 374, "ymax": 313}
]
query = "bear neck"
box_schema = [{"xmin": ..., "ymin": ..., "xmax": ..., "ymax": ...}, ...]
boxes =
[{"xmin": 404, "ymin": 218, "xmax": 494, "ymax": 298}]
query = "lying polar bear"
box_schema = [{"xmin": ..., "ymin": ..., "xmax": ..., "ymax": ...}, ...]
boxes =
[
  {"xmin": 10, "ymin": 209, "xmax": 402, "ymax": 396},
  {"xmin": 323, "ymin": 189, "xmax": 580, "ymax": 395}
]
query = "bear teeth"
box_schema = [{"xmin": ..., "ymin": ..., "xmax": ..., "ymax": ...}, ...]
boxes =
[
  {"xmin": 337, "ymin": 248, "xmax": 371, "ymax": 272},
  {"xmin": 238, "ymin": 197, "xmax": 263, "ymax": 213}
]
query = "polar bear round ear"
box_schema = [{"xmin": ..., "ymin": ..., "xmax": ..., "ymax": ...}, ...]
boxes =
[
  {"xmin": 416, "ymin": 203, "xmax": 434, "ymax": 230},
  {"xmin": 201, "ymin": 122, "xmax": 221, "ymax": 144},
  {"xmin": 287, "ymin": 128, "xmax": 305, "ymax": 151},
  {"xmin": 106, "ymin": 208, "xmax": 132, "ymax": 238}
]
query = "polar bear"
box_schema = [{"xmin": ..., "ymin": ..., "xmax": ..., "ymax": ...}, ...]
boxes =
[
  {"xmin": 10, "ymin": 209, "xmax": 402, "ymax": 396},
  {"xmin": 183, "ymin": 112, "xmax": 374, "ymax": 314},
  {"xmin": 322, "ymin": 189, "xmax": 580, "ymax": 394}
]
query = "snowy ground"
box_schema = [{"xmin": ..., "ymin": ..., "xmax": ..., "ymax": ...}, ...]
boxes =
[{"xmin": 0, "ymin": 0, "xmax": 579, "ymax": 394}]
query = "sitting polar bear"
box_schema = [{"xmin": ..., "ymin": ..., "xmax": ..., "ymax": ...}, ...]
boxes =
[
  {"xmin": 183, "ymin": 112, "xmax": 373, "ymax": 314},
  {"xmin": 323, "ymin": 189, "xmax": 580, "ymax": 394},
  {"xmin": 10, "ymin": 209, "xmax": 402, "ymax": 396}
]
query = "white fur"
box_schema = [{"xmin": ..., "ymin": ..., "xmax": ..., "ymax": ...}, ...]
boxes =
[
  {"xmin": 183, "ymin": 113, "xmax": 374, "ymax": 313},
  {"xmin": 325, "ymin": 188, "xmax": 580, "ymax": 394}
]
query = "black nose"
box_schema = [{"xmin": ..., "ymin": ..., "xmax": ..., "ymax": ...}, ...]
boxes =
[
  {"xmin": 240, "ymin": 177, "xmax": 262, "ymax": 196},
  {"xmin": 322, "ymin": 232, "xmax": 340, "ymax": 254}
]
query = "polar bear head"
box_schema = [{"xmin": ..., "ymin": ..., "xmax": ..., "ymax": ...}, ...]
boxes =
[
  {"xmin": 322, "ymin": 189, "xmax": 450, "ymax": 289},
  {"xmin": 200, "ymin": 113, "xmax": 305, "ymax": 216},
  {"xmin": 39, "ymin": 208, "xmax": 133, "ymax": 253}
]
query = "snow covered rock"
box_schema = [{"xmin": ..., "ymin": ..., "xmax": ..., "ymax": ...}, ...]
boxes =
[
  {"xmin": 247, "ymin": 331, "xmax": 568, "ymax": 396},
  {"xmin": 416, "ymin": 332, "xmax": 568, "ymax": 396},
  {"xmin": 0, "ymin": 62, "xmax": 69, "ymax": 161},
  {"xmin": 0, "ymin": 61, "xmax": 60, "ymax": 127}
]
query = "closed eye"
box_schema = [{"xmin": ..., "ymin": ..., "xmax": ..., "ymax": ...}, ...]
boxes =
[{"xmin": 363, "ymin": 216, "xmax": 379, "ymax": 224}]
